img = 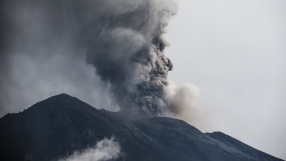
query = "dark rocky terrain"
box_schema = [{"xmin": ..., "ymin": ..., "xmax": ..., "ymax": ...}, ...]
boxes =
[{"xmin": 0, "ymin": 94, "xmax": 283, "ymax": 161}]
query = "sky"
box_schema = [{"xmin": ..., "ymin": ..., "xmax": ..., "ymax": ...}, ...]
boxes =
[
  {"xmin": 165, "ymin": 0, "xmax": 286, "ymax": 159},
  {"xmin": 0, "ymin": 0, "xmax": 285, "ymax": 160}
]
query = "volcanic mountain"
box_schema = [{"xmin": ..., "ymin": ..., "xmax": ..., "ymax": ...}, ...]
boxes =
[{"xmin": 0, "ymin": 93, "xmax": 283, "ymax": 161}]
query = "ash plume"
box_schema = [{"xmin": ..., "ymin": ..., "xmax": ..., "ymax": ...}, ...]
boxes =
[
  {"xmin": 83, "ymin": 0, "xmax": 178, "ymax": 116},
  {"xmin": 0, "ymin": 0, "xmax": 200, "ymax": 120},
  {"xmin": 82, "ymin": 0, "xmax": 201, "ymax": 118}
]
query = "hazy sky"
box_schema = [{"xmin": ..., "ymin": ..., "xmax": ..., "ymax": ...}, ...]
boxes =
[
  {"xmin": 0, "ymin": 0, "xmax": 285, "ymax": 160},
  {"xmin": 165, "ymin": 0, "xmax": 286, "ymax": 159}
]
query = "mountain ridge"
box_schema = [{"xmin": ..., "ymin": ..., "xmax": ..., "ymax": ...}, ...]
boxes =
[{"xmin": 0, "ymin": 93, "xmax": 283, "ymax": 161}]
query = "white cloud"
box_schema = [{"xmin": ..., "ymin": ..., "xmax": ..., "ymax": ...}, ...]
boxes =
[{"xmin": 58, "ymin": 138, "xmax": 121, "ymax": 161}]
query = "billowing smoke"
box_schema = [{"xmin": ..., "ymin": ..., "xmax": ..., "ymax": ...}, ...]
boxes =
[
  {"xmin": 58, "ymin": 138, "xmax": 121, "ymax": 161},
  {"xmin": 82, "ymin": 0, "xmax": 200, "ymax": 118},
  {"xmin": 0, "ymin": 0, "xmax": 200, "ymax": 120},
  {"xmin": 83, "ymin": 0, "xmax": 178, "ymax": 116}
]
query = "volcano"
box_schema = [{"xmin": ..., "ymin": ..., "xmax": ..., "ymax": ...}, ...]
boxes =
[{"xmin": 0, "ymin": 93, "xmax": 283, "ymax": 161}]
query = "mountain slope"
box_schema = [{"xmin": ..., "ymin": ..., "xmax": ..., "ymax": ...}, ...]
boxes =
[{"xmin": 0, "ymin": 94, "xmax": 283, "ymax": 161}]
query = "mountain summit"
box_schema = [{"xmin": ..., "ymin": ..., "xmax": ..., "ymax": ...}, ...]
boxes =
[{"xmin": 0, "ymin": 94, "xmax": 283, "ymax": 161}]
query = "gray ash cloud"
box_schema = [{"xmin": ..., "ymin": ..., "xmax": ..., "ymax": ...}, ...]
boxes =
[{"xmin": 82, "ymin": 0, "xmax": 177, "ymax": 115}]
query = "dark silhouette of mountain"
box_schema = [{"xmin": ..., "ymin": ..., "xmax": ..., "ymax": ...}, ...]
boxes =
[{"xmin": 0, "ymin": 94, "xmax": 283, "ymax": 161}]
